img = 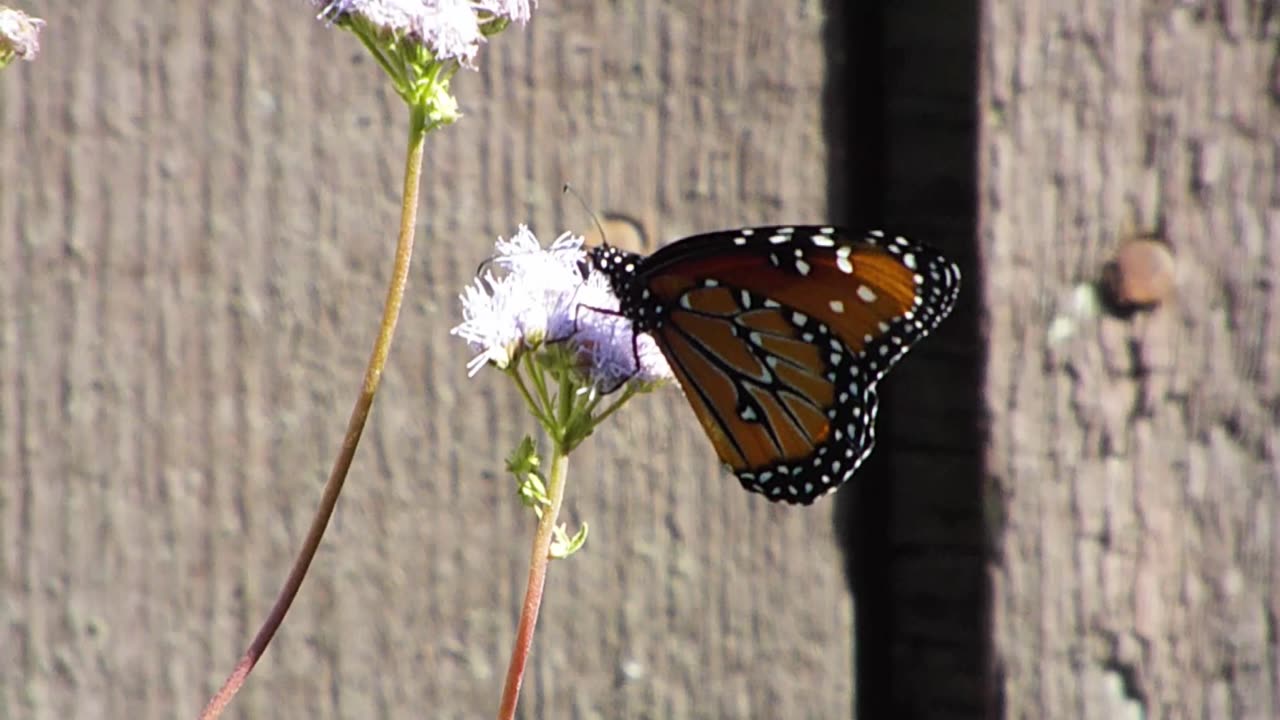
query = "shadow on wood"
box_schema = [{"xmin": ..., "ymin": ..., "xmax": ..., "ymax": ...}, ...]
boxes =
[{"xmin": 823, "ymin": 1, "xmax": 988, "ymax": 718}]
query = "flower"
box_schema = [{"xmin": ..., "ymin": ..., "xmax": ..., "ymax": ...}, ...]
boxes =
[
  {"xmin": 0, "ymin": 6, "xmax": 44, "ymax": 67},
  {"xmin": 452, "ymin": 227, "xmax": 672, "ymax": 392},
  {"xmin": 315, "ymin": 0, "xmax": 534, "ymax": 67},
  {"xmin": 566, "ymin": 271, "xmax": 674, "ymax": 390},
  {"xmin": 314, "ymin": 0, "xmax": 536, "ymax": 122},
  {"xmin": 478, "ymin": 0, "xmax": 533, "ymax": 24}
]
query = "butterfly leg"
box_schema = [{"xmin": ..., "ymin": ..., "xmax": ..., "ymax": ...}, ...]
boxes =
[
  {"xmin": 540, "ymin": 300, "xmax": 644, "ymax": 395},
  {"xmin": 544, "ymin": 284, "xmax": 597, "ymax": 345}
]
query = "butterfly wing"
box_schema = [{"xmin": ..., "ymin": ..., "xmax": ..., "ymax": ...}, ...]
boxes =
[{"xmin": 636, "ymin": 226, "xmax": 960, "ymax": 504}]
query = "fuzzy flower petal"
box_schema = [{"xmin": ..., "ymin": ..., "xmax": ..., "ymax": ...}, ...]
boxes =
[
  {"xmin": 563, "ymin": 273, "xmax": 672, "ymax": 389},
  {"xmin": 477, "ymin": 0, "xmax": 533, "ymax": 23},
  {"xmin": 453, "ymin": 227, "xmax": 673, "ymax": 392},
  {"xmin": 411, "ymin": 0, "xmax": 483, "ymax": 65},
  {"xmin": 316, "ymin": 0, "xmax": 533, "ymax": 66},
  {"xmin": 0, "ymin": 7, "xmax": 43, "ymax": 64},
  {"xmin": 453, "ymin": 272, "xmax": 523, "ymax": 375}
]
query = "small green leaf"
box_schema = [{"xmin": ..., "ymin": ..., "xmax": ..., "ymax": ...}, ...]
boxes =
[
  {"xmin": 518, "ymin": 471, "xmax": 549, "ymax": 509},
  {"xmin": 549, "ymin": 521, "xmax": 589, "ymax": 559},
  {"xmin": 508, "ymin": 436, "xmax": 552, "ymax": 512},
  {"xmin": 505, "ymin": 436, "xmax": 539, "ymax": 476}
]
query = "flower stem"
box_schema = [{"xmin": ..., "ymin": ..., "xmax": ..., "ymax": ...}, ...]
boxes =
[
  {"xmin": 498, "ymin": 443, "xmax": 570, "ymax": 720},
  {"xmin": 198, "ymin": 103, "xmax": 430, "ymax": 720},
  {"xmin": 589, "ymin": 385, "xmax": 637, "ymax": 430},
  {"xmin": 510, "ymin": 365, "xmax": 552, "ymax": 430}
]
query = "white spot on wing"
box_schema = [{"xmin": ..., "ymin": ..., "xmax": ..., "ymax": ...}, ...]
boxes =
[
  {"xmin": 834, "ymin": 248, "xmax": 855, "ymax": 272},
  {"xmin": 829, "ymin": 300, "xmax": 845, "ymax": 313},
  {"xmin": 857, "ymin": 285, "xmax": 878, "ymax": 303}
]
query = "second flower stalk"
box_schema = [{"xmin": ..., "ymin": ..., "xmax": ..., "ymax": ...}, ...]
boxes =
[{"xmin": 451, "ymin": 227, "xmax": 673, "ymax": 719}]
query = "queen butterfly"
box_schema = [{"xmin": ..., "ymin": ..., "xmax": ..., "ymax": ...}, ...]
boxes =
[{"xmin": 588, "ymin": 226, "xmax": 961, "ymax": 505}]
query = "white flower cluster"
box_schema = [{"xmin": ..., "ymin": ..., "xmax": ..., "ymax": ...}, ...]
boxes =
[
  {"xmin": 452, "ymin": 227, "xmax": 672, "ymax": 392},
  {"xmin": 0, "ymin": 7, "xmax": 44, "ymax": 63},
  {"xmin": 316, "ymin": 0, "xmax": 534, "ymax": 66}
]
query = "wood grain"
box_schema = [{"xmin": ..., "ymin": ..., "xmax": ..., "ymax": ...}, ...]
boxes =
[
  {"xmin": 982, "ymin": 1, "xmax": 1280, "ymax": 717},
  {"xmin": 0, "ymin": 2, "xmax": 852, "ymax": 718}
]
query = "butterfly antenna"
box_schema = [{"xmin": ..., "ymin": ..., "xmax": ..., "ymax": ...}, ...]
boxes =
[{"xmin": 563, "ymin": 183, "xmax": 610, "ymax": 246}]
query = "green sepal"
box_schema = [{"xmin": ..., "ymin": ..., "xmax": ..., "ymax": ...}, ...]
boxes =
[{"xmin": 560, "ymin": 413, "xmax": 597, "ymax": 454}]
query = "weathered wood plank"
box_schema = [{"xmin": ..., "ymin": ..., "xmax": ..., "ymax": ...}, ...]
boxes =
[
  {"xmin": 0, "ymin": 3, "xmax": 853, "ymax": 718},
  {"xmin": 982, "ymin": 1, "xmax": 1280, "ymax": 717}
]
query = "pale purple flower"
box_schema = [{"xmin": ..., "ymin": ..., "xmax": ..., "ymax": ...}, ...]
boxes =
[
  {"xmin": 412, "ymin": 1, "xmax": 483, "ymax": 63},
  {"xmin": 453, "ymin": 271, "xmax": 525, "ymax": 375},
  {"xmin": 0, "ymin": 7, "xmax": 44, "ymax": 63},
  {"xmin": 315, "ymin": 0, "xmax": 535, "ymax": 66},
  {"xmin": 452, "ymin": 227, "xmax": 672, "ymax": 391},
  {"xmin": 476, "ymin": 0, "xmax": 533, "ymax": 24},
  {"xmin": 567, "ymin": 271, "xmax": 673, "ymax": 390}
]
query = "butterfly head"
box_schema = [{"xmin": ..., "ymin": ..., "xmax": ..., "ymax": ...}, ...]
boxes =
[{"xmin": 586, "ymin": 244, "xmax": 643, "ymax": 296}]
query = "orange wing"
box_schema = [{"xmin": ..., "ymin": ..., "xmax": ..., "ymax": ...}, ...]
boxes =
[{"xmin": 640, "ymin": 228, "xmax": 959, "ymax": 504}]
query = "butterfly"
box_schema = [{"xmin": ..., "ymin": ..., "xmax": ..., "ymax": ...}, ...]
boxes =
[{"xmin": 587, "ymin": 226, "xmax": 961, "ymax": 505}]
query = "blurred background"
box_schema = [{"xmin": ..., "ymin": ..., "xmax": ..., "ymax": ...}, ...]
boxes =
[{"xmin": 1, "ymin": 2, "xmax": 1276, "ymax": 718}]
